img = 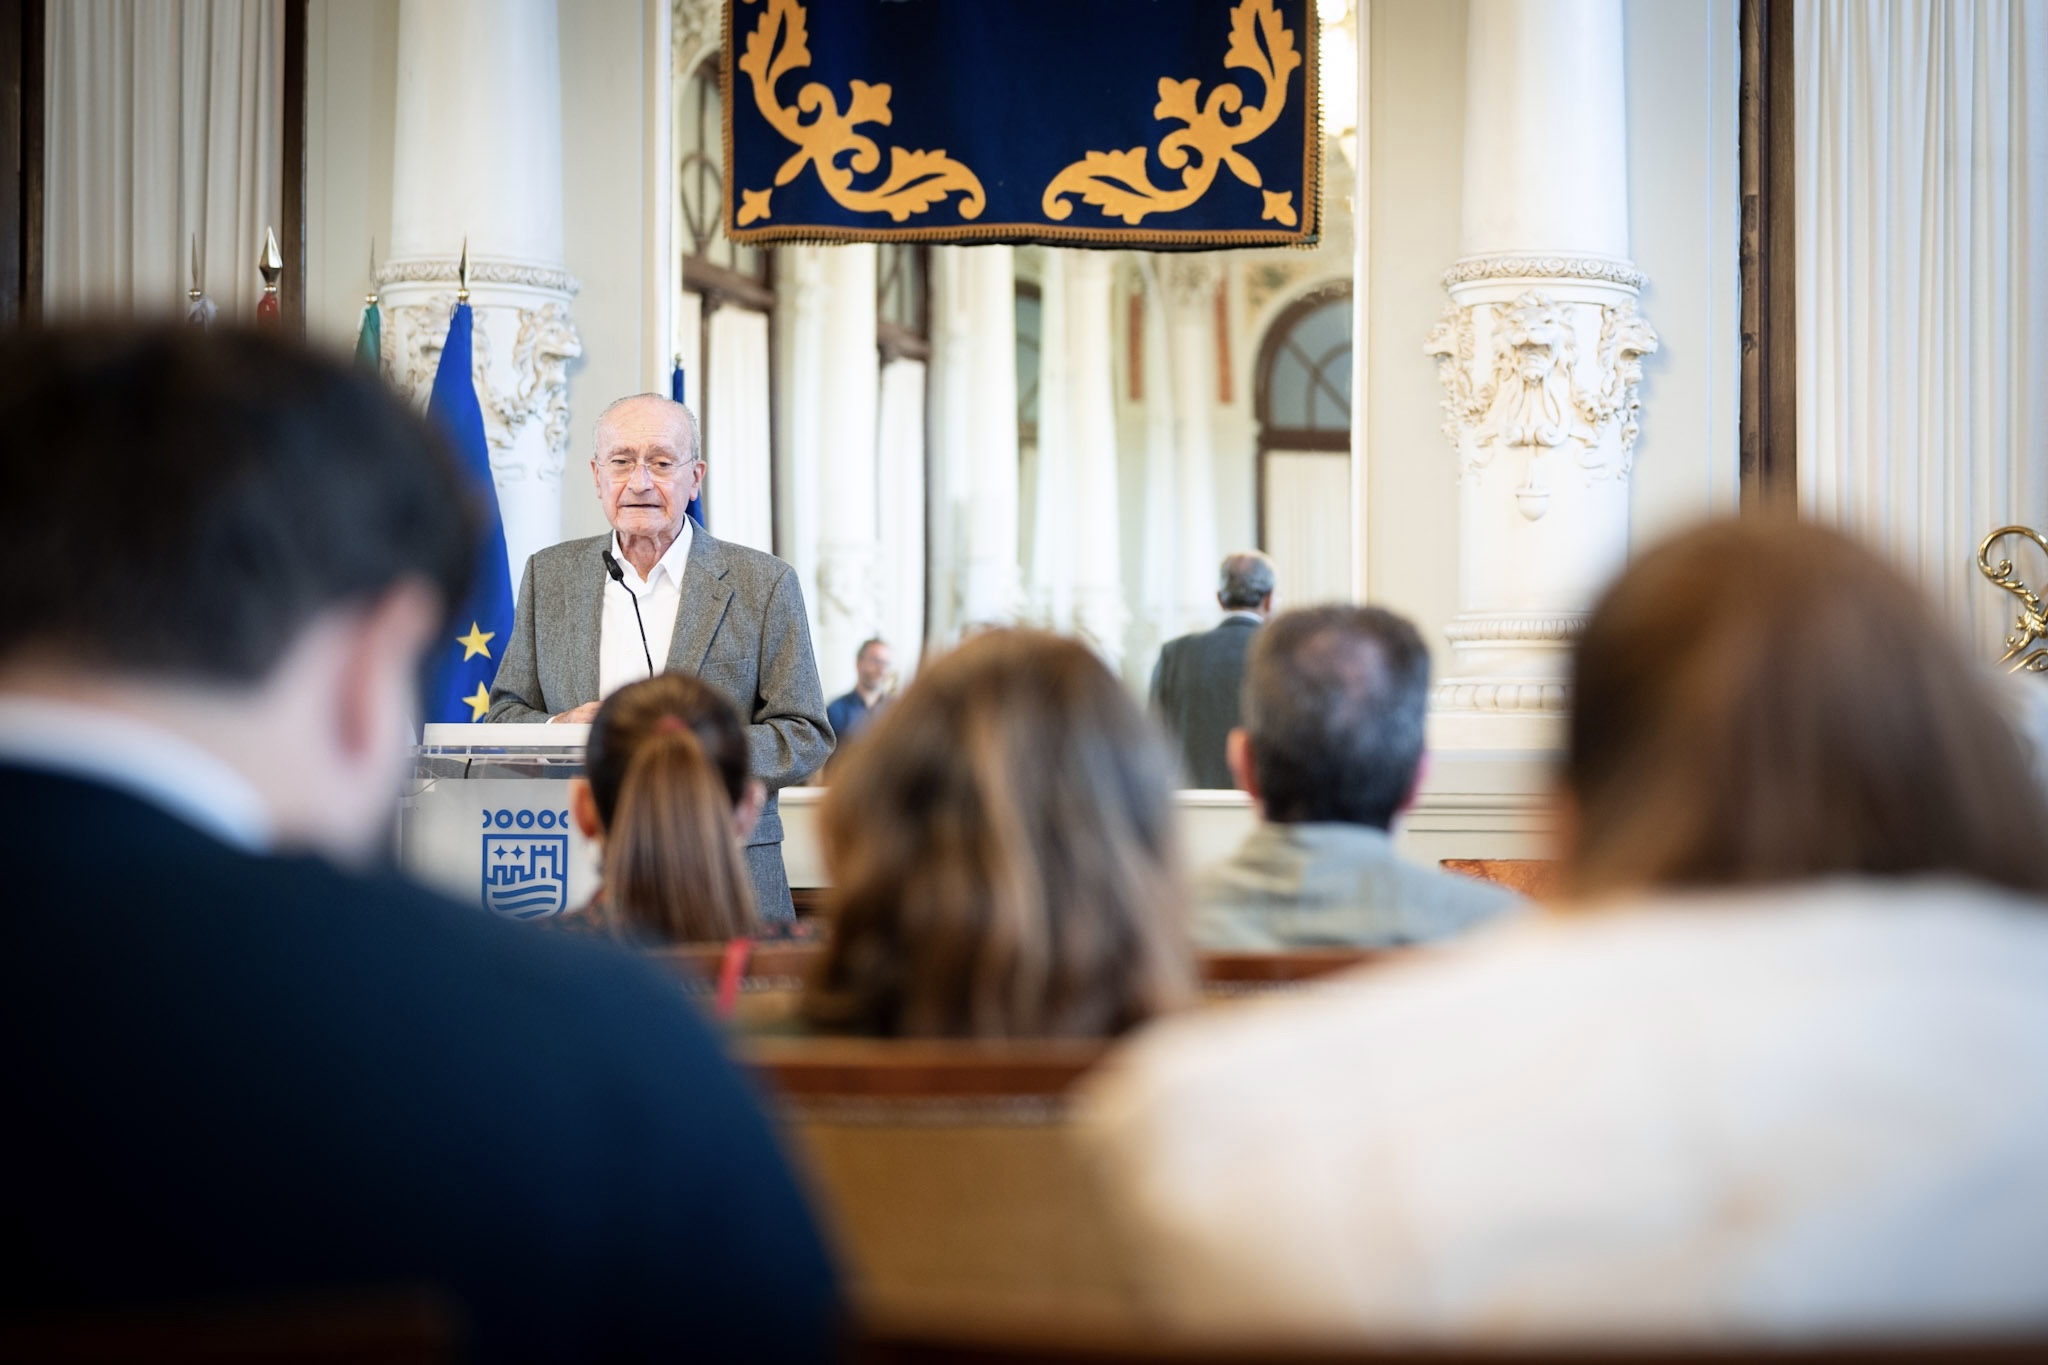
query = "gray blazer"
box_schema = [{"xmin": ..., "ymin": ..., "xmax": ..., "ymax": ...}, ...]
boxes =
[
  {"xmin": 1150, "ymin": 615, "xmax": 1261, "ymax": 789},
  {"xmin": 485, "ymin": 528, "xmax": 833, "ymax": 852},
  {"xmin": 1193, "ymin": 822, "xmax": 1523, "ymax": 950}
]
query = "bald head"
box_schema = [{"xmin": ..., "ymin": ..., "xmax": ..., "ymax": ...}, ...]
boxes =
[{"xmin": 594, "ymin": 393, "xmax": 699, "ymax": 466}]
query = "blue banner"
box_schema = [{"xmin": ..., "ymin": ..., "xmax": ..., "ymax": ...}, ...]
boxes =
[
  {"xmin": 673, "ymin": 359, "xmax": 704, "ymax": 528},
  {"xmin": 424, "ymin": 302, "xmax": 515, "ymax": 724},
  {"xmin": 725, "ymin": 0, "xmax": 1320, "ymax": 249}
]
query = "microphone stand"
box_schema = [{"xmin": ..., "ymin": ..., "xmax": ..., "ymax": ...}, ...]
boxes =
[{"xmin": 600, "ymin": 549, "xmax": 656, "ymax": 679}]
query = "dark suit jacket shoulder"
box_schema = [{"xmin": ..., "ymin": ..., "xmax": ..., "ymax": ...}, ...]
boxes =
[
  {"xmin": 0, "ymin": 766, "xmax": 836, "ymax": 1360},
  {"xmin": 1150, "ymin": 616, "xmax": 1261, "ymax": 789}
]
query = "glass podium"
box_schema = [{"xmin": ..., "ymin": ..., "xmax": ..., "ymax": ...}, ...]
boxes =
[{"xmin": 400, "ymin": 723, "xmax": 601, "ymax": 919}]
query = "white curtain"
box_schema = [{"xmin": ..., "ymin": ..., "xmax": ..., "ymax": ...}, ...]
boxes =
[
  {"xmin": 1264, "ymin": 451, "xmax": 1354, "ymax": 608},
  {"xmin": 704, "ymin": 306, "xmax": 774, "ymax": 553},
  {"xmin": 1797, "ymin": 0, "xmax": 2048, "ymax": 654},
  {"xmin": 674, "ymin": 288, "xmax": 703, "ymax": 418},
  {"xmin": 876, "ymin": 357, "xmax": 927, "ymax": 676},
  {"xmin": 44, "ymin": 0, "xmax": 283, "ymax": 318}
]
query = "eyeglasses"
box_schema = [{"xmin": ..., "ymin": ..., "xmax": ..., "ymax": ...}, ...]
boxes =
[{"xmin": 601, "ymin": 455, "xmax": 696, "ymax": 483}]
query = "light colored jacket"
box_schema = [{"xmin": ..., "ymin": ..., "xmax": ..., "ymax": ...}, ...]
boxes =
[
  {"xmin": 485, "ymin": 527, "xmax": 833, "ymax": 852},
  {"xmin": 1194, "ymin": 822, "xmax": 1519, "ymax": 949},
  {"xmin": 1082, "ymin": 878, "xmax": 2048, "ymax": 1340}
]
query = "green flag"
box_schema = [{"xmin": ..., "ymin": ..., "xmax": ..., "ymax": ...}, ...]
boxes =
[{"xmin": 354, "ymin": 303, "xmax": 381, "ymax": 374}]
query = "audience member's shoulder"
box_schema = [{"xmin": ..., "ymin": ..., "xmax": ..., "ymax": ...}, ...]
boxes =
[{"xmin": 248, "ymin": 854, "xmax": 713, "ymax": 1043}]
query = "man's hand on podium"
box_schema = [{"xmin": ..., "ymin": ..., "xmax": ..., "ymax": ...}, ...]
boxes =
[{"xmin": 548, "ymin": 702, "xmax": 602, "ymax": 725}]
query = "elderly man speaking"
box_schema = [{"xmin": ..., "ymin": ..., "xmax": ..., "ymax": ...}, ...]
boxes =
[{"xmin": 487, "ymin": 394, "xmax": 831, "ymax": 919}]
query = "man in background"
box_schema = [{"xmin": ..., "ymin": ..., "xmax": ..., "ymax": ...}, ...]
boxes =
[
  {"xmin": 0, "ymin": 327, "xmax": 836, "ymax": 1358},
  {"xmin": 1196, "ymin": 605, "xmax": 1519, "ymax": 948},
  {"xmin": 1150, "ymin": 551, "xmax": 1275, "ymax": 789},
  {"xmin": 826, "ymin": 637, "xmax": 894, "ymax": 750}
]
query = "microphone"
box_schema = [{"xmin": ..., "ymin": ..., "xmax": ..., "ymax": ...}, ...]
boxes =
[{"xmin": 600, "ymin": 548, "xmax": 656, "ymax": 679}]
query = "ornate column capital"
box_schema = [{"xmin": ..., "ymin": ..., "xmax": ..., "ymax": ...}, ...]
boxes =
[
  {"xmin": 377, "ymin": 266, "xmax": 584, "ymax": 486},
  {"xmin": 1423, "ymin": 287, "xmax": 1658, "ymax": 497},
  {"xmin": 1154, "ymin": 253, "xmax": 1223, "ymax": 311}
]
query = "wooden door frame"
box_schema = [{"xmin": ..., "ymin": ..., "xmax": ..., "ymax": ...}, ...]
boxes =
[{"xmin": 1739, "ymin": 0, "xmax": 1796, "ymax": 511}]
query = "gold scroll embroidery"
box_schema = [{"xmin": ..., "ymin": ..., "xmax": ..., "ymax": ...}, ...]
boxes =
[
  {"xmin": 1042, "ymin": 0, "xmax": 1302, "ymax": 228},
  {"xmin": 734, "ymin": 0, "xmax": 985, "ymax": 226}
]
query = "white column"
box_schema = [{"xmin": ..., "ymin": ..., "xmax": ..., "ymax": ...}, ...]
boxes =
[
  {"xmin": 1025, "ymin": 250, "xmax": 1128, "ymax": 667},
  {"xmin": 378, "ymin": 0, "xmax": 581, "ymax": 590},
  {"xmin": 876, "ymin": 356, "xmax": 928, "ymax": 675},
  {"xmin": 784, "ymin": 245, "xmax": 883, "ymax": 700},
  {"xmin": 1064, "ymin": 252, "xmax": 1128, "ymax": 666},
  {"xmin": 774, "ymin": 246, "xmax": 827, "ymax": 616},
  {"xmin": 1158, "ymin": 255, "xmax": 1223, "ymax": 636},
  {"xmin": 1423, "ymin": 0, "xmax": 1657, "ymax": 748},
  {"xmin": 1129, "ymin": 256, "xmax": 1181, "ymax": 682},
  {"xmin": 1028, "ymin": 251, "xmax": 1075, "ymax": 631},
  {"xmin": 928, "ymin": 246, "xmax": 1022, "ymax": 637}
]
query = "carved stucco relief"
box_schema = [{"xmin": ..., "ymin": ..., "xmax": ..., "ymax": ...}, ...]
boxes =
[
  {"xmin": 1424, "ymin": 289, "xmax": 1658, "ymax": 501},
  {"xmin": 381, "ymin": 293, "xmax": 583, "ymax": 481}
]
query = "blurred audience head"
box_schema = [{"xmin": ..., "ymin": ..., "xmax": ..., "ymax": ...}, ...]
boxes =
[
  {"xmin": 573, "ymin": 673, "xmax": 762, "ymax": 942},
  {"xmin": 1217, "ymin": 551, "xmax": 1277, "ymax": 615},
  {"xmin": 1234, "ymin": 606, "xmax": 1431, "ymax": 830},
  {"xmin": 808, "ymin": 629, "xmax": 1194, "ymax": 1039},
  {"xmin": 1566, "ymin": 518, "xmax": 2048, "ymax": 899},
  {"xmin": 855, "ymin": 637, "xmax": 892, "ymax": 694},
  {"xmin": 0, "ymin": 324, "xmax": 475, "ymax": 861}
]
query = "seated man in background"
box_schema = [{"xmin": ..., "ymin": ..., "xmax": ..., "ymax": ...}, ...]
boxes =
[
  {"xmin": 826, "ymin": 636, "xmax": 894, "ymax": 750},
  {"xmin": 1083, "ymin": 521, "xmax": 2048, "ymax": 1340},
  {"xmin": 1195, "ymin": 605, "xmax": 1518, "ymax": 948},
  {"xmin": 0, "ymin": 327, "xmax": 836, "ymax": 1359}
]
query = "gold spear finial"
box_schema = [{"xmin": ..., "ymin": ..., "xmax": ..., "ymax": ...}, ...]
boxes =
[
  {"xmin": 188, "ymin": 235, "xmax": 202, "ymax": 303},
  {"xmin": 259, "ymin": 227, "xmax": 283, "ymax": 287},
  {"xmin": 366, "ymin": 239, "xmax": 379, "ymax": 307},
  {"xmin": 456, "ymin": 236, "xmax": 470, "ymax": 304}
]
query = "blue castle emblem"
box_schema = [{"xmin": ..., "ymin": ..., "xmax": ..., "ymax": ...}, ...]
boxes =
[{"xmin": 482, "ymin": 813, "xmax": 570, "ymax": 919}]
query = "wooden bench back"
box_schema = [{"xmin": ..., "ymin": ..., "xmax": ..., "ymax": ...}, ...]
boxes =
[
  {"xmin": 652, "ymin": 943, "xmax": 1387, "ymax": 999},
  {"xmin": 744, "ymin": 1036, "xmax": 1132, "ymax": 1331}
]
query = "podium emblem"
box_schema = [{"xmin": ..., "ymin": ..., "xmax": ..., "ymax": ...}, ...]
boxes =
[{"xmin": 483, "ymin": 830, "xmax": 570, "ymax": 919}]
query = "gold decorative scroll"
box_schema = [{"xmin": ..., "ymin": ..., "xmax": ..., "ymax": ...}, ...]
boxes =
[
  {"xmin": 1041, "ymin": 0, "xmax": 1303, "ymax": 228},
  {"xmin": 1978, "ymin": 524, "xmax": 2048, "ymax": 673},
  {"xmin": 734, "ymin": 0, "xmax": 985, "ymax": 227}
]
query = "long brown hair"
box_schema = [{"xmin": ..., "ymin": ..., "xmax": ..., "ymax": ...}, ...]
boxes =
[
  {"xmin": 805, "ymin": 629, "xmax": 1195, "ymax": 1039},
  {"xmin": 584, "ymin": 674, "xmax": 757, "ymax": 942},
  {"xmin": 1566, "ymin": 518, "xmax": 2048, "ymax": 899}
]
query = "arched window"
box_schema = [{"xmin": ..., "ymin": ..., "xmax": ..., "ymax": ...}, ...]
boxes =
[
  {"xmin": 675, "ymin": 57, "xmax": 775, "ymax": 552},
  {"xmin": 1255, "ymin": 283, "xmax": 1354, "ymax": 606}
]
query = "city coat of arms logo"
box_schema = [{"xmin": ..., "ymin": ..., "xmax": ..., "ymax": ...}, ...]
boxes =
[{"xmin": 481, "ymin": 808, "xmax": 570, "ymax": 919}]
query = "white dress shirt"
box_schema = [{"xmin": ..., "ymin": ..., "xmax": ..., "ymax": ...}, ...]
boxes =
[
  {"xmin": 597, "ymin": 523, "xmax": 692, "ymax": 701},
  {"xmin": 0, "ymin": 696, "xmax": 273, "ymax": 852},
  {"xmin": 1082, "ymin": 878, "xmax": 2048, "ymax": 1339}
]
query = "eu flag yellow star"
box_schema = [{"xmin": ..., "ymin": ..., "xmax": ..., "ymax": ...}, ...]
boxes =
[
  {"xmin": 456, "ymin": 622, "xmax": 495, "ymax": 661},
  {"xmin": 463, "ymin": 683, "xmax": 492, "ymax": 721}
]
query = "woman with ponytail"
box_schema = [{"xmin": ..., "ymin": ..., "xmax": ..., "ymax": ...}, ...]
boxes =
[{"xmin": 567, "ymin": 674, "xmax": 764, "ymax": 943}]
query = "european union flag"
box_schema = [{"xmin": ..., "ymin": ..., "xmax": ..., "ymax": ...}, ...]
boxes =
[{"xmin": 424, "ymin": 302, "xmax": 513, "ymax": 723}]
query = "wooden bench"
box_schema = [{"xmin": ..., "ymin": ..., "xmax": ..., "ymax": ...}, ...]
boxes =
[
  {"xmin": 744, "ymin": 1037, "xmax": 1136, "ymax": 1333},
  {"xmin": 651, "ymin": 943, "xmax": 1388, "ymax": 1003},
  {"xmin": 850, "ymin": 1317, "xmax": 2048, "ymax": 1365},
  {"xmin": 1440, "ymin": 857, "xmax": 1561, "ymax": 899}
]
